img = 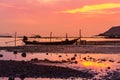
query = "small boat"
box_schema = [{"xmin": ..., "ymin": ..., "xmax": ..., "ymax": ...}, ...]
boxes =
[{"xmin": 23, "ymin": 36, "xmax": 79, "ymax": 45}]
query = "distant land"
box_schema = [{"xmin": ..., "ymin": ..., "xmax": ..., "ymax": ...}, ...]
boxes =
[
  {"xmin": 0, "ymin": 35, "xmax": 12, "ymax": 38},
  {"xmin": 0, "ymin": 33, "xmax": 12, "ymax": 38},
  {"xmin": 98, "ymin": 26, "xmax": 120, "ymax": 38}
]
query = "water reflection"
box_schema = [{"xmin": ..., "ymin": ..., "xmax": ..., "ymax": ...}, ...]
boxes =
[
  {"xmin": 82, "ymin": 61, "xmax": 109, "ymax": 68},
  {"xmin": 1, "ymin": 50, "xmax": 120, "ymax": 69},
  {"xmin": 1, "ymin": 50, "xmax": 120, "ymax": 79}
]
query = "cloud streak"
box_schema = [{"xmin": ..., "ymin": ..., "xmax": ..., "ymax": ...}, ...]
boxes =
[
  {"xmin": 60, "ymin": 3, "xmax": 120, "ymax": 14},
  {"xmin": 0, "ymin": 2, "xmax": 26, "ymax": 10},
  {"xmin": 26, "ymin": 0, "xmax": 70, "ymax": 4}
]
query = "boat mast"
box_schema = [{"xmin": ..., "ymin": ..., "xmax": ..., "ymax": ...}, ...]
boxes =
[
  {"xmin": 66, "ymin": 33, "xmax": 68, "ymax": 41},
  {"xmin": 79, "ymin": 29, "xmax": 82, "ymax": 44}
]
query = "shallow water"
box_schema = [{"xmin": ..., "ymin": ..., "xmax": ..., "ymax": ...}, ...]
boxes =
[{"xmin": 1, "ymin": 50, "xmax": 120, "ymax": 79}]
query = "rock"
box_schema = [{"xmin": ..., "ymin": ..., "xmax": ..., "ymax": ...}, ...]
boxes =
[
  {"xmin": 98, "ymin": 26, "xmax": 120, "ymax": 38},
  {"xmin": 71, "ymin": 57, "xmax": 76, "ymax": 60},
  {"xmin": 58, "ymin": 55, "xmax": 62, "ymax": 57},
  {"xmin": 0, "ymin": 54, "xmax": 3, "ymax": 57},
  {"xmin": 8, "ymin": 76, "xmax": 15, "ymax": 80},
  {"xmin": 13, "ymin": 50, "xmax": 17, "ymax": 54},
  {"xmin": 21, "ymin": 52, "xmax": 26, "ymax": 57}
]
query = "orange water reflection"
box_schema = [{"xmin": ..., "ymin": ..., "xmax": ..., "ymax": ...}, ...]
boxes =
[
  {"xmin": 1, "ymin": 51, "xmax": 120, "ymax": 71},
  {"xmin": 1, "ymin": 51, "xmax": 120, "ymax": 80},
  {"xmin": 24, "ymin": 53, "xmax": 118, "ymax": 71},
  {"xmin": 82, "ymin": 61, "xmax": 109, "ymax": 68}
]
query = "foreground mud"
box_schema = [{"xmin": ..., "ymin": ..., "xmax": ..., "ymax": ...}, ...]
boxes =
[{"xmin": 0, "ymin": 60, "xmax": 94, "ymax": 79}]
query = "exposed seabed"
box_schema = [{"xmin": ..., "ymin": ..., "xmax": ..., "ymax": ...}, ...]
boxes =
[
  {"xmin": 0, "ymin": 45, "xmax": 120, "ymax": 80},
  {"xmin": 0, "ymin": 60, "xmax": 94, "ymax": 79},
  {"xmin": 0, "ymin": 45, "xmax": 120, "ymax": 53}
]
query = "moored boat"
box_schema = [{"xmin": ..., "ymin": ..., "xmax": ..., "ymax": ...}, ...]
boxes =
[{"xmin": 23, "ymin": 36, "xmax": 79, "ymax": 45}]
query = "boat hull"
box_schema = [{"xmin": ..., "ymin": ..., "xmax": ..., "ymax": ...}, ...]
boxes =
[{"xmin": 23, "ymin": 38, "xmax": 79, "ymax": 45}]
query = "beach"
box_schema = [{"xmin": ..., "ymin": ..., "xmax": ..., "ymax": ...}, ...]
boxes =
[
  {"xmin": 1, "ymin": 45, "xmax": 120, "ymax": 80},
  {"xmin": 1, "ymin": 38, "xmax": 120, "ymax": 80},
  {"xmin": 0, "ymin": 60, "xmax": 94, "ymax": 79}
]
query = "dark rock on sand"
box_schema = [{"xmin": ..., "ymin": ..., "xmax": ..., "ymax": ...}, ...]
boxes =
[
  {"xmin": 101, "ymin": 70, "xmax": 120, "ymax": 80},
  {"xmin": 0, "ymin": 54, "xmax": 3, "ymax": 57},
  {"xmin": 21, "ymin": 52, "xmax": 26, "ymax": 57}
]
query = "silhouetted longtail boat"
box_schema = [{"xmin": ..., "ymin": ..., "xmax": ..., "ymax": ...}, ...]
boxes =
[{"xmin": 23, "ymin": 36, "xmax": 79, "ymax": 45}]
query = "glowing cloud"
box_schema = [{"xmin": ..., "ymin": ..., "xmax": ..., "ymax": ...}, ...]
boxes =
[{"xmin": 60, "ymin": 3, "xmax": 120, "ymax": 14}]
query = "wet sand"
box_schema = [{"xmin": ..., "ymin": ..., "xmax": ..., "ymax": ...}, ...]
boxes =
[
  {"xmin": 0, "ymin": 45, "xmax": 120, "ymax": 53},
  {"xmin": 0, "ymin": 60, "xmax": 93, "ymax": 79}
]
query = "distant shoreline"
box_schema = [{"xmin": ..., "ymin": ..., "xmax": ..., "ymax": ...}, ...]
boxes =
[{"xmin": 0, "ymin": 36, "xmax": 12, "ymax": 38}]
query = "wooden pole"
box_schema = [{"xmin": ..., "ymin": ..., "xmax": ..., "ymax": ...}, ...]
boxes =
[
  {"xmin": 79, "ymin": 29, "xmax": 81, "ymax": 44},
  {"xmin": 13, "ymin": 32, "xmax": 18, "ymax": 55},
  {"xmin": 50, "ymin": 32, "xmax": 52, "ymax": 42},
  {"xmin": 15, "ymin": 32, "xmax": 17, "ymax": 46},
  {"xmin": 66, "ymin": 33, "xmax": 68, "ymax": 40}
]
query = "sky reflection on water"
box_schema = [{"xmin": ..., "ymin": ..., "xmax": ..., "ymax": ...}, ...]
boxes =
[
  {"xmin": 1, "ymin": 50, "xmax": 120, "ymax": 70},
  {"xmin": 1, "ymin": 50, "xmax": 120, "ymax": 80}
]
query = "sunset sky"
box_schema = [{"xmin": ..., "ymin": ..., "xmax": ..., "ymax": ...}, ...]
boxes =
[{"xmin": 0, "ymin": 0, "xmax": 120, "ymax": 37}]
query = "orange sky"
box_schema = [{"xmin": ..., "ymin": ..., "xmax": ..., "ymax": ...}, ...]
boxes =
[{"xmin": 0, "ymin": 0, "xmax": 120, "ymax": 37}]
